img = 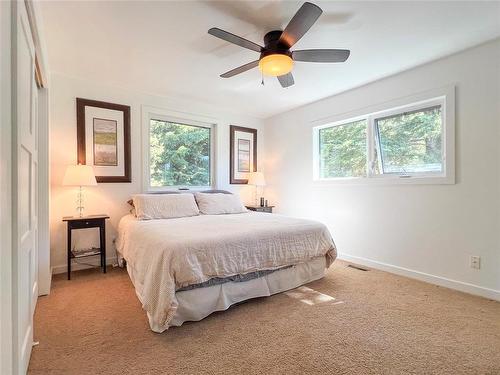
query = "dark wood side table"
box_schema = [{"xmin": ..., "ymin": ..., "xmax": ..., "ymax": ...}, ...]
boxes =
[
  {"xmin": 245, "ymin": 205, "xmax": 274, "ymax": 213},
  {"xmin": 62, "ymin": 214, "xmax": 110, "ymax": 280}
]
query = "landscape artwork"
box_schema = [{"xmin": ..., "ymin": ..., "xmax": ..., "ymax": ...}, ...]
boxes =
[
  {"xmin": 237, "ymin": 139, "xmax": 250, "ymax": 172},
  {"xmin": 77, "ymin": 98, "xmax": 131, "ymax": 182},
  {"xmin": 229, "ymin": 125, "xmax": 257, "ymax": 184},
  {"xmin": 93, "ymin": 118, "xmax": 118, "ymax": 166}
]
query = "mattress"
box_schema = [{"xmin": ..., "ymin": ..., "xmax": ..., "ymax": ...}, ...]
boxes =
[{"xmin": 116, "ymin": 212, "xmax": 336, "ymax": 332}]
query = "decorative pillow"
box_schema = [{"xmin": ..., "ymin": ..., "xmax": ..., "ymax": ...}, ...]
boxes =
[
  {"xmin": 128, "ymin": 191, "xmax": 180, "ymax": 207},
  {"xmin": 194, "ymin": 192, "xmax": 247, "ymax": 215},
  {"xmin": 133, "ymin": 194, "xmax": 199, "ymax": 220}
]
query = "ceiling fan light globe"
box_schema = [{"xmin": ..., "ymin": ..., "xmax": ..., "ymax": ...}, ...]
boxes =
[{"xmin": 258, "ymin": 54, "xmax": 294, "ymax": 77}]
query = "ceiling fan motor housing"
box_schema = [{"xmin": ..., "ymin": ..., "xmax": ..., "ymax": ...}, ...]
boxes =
[
  {"xmin": 262, "ymin": 30, "xmax": 291, "ymax": 57},
  {"xmin": 258, "ymin": 30, "xmax": 294, "ymax": 77}
]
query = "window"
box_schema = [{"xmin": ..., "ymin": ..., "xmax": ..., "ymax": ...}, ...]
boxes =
[
  {"xmin": 143, "ymin": 108, "xmax": 215, "ymax": 190},
  {"xmin": 314, "ymin": 94, "xmax": 454, "ymax": 184},
  {"xmin": 375, "ymin": 106, "xmax": 442, "ymax": 175},
  {"xmin": 319, "ymin": 119, "xmax": 367, "ymax": 178}
]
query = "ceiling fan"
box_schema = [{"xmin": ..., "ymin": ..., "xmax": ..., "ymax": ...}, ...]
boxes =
[{"xmin": 208, "ymin": 1, "xmax": 350, "ymax": 88}]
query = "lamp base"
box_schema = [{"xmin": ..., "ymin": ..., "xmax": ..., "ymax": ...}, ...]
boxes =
[{"xmin": 76, "ymin": 186, "xmax": 85, "ymax": 217}]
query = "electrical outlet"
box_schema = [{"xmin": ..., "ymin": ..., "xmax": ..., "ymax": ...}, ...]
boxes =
[{"xmin": 470, "ymin": 256, "xmax": 481, "ymax": 270}]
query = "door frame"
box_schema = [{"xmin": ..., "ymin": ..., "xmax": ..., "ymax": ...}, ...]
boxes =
[
  {"xmin": 12, "ymin": 1, "xmax": 38, "ymax": 372},
  {"xmin": 0, "ymin": 1, "xmax": 13, "ymax": 374},
  {"xmin": 9, "ymin": 1, "xmax": 50, "ymax": 373},
  {"xmin": 25, "ymin": 0, "xmax": 51, "ymax": 298},
  {"xmin": 2, "ymin": 1, "xmax": 49, "ymax": 373},
  {"xmin": 37, "ymin": 87, "xmax": 50, "ymax": 295}
]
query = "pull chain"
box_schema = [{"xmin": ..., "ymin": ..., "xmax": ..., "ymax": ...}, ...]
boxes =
[{"xmin": 261, "ymin": 71, "xmax": 264, "ymax": 86}]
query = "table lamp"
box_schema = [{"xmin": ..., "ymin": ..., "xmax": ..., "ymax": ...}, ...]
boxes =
[
  {"xmin": 63, "ymin": 164, "xmax": 97, "ymax": 217},
  {"xmin": 248, "ymin": 171, "xmax": 266, "ymax": 206}
]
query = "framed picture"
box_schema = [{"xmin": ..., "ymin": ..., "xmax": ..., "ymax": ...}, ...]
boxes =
[
  {"xmin": 230, "ymin": 125, "xmax": 257, "ymax": 184},
  {"xmin": 76, "ymin": 98, "xmax": 131, "ymax": 183}
]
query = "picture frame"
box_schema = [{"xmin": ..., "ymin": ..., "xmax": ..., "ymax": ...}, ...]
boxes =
[
  {"xmin": 229, "ymin": 125, "xmax": 257, "ymax": 184},
  {"xmin": 76, "ymin": 98, "xmax": 131, "ymax": 183}
]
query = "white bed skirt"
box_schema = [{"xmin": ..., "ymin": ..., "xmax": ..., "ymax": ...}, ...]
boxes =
[{"xmin": 170, "ymin": 256, "xmax": 327, "ymax": 327}]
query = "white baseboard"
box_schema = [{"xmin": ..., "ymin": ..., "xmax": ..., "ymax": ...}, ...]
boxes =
[
  {"xmin": 51, "ymin": 256, "xmax": 118, "ymax": 275},
  {"xmin": 337, "ymin": 252, "xmax": 500, "ymax": 302},
  {"xmin": 50, "ymin": 252, "xmax": 499, "ymax": 301}
]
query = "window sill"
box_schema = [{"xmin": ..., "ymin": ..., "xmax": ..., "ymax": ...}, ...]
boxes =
[
  {"xmin": 313, "ymin": 175, "xmax": 455, "ymax": 186},
  {"xmin": 145, "ymin": 186, "xmax": 214, "ymax": 193}
]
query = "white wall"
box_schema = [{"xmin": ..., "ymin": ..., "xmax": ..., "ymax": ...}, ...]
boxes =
[
  {"xmin": 264, "ymin": 39, "xmax": 500, "ymax": 299},
  {"xmin": 49, "ymin": 73, "xmax": 265, "ymax": 273}
]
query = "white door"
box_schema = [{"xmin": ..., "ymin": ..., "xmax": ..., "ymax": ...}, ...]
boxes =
[{"xmin": 13, "ymin": 2, "xmax": 39, "ymax": 373}]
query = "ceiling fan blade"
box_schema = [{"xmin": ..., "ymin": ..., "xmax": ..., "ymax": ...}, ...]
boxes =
[
  {"xmin": 208, "ymin": 27, "xmax": 263, "ymax": 53},
  {"xmin": 278, "ymin": 2, "xmax": 322, "ymax": 48},
  {"xmin": 277, "ymin": 72, "xmax": 294, "ymax": 88},
  {"xmin": 220, "ymin": 60, "xmax": 259, "ymax": 78},
  {"xmin": 292, "ymin": 49, "xmax": 350, "ymax": 63}
]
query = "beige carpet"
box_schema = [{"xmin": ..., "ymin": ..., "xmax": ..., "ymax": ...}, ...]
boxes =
[{"xmin": 29, "ymin": 260, "xmax": 500, "ymax": 375}]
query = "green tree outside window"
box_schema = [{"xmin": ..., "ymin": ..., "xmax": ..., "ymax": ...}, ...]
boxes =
[
  {"xmin": 150, "ymin": 120, "xmax": 211, "ymax": 187},
  {"xmin": 319, "ymin": 120, "xmax": 367, "ymax": 178},
  {"xmin": 376, "ymin": 107, "xmax": 442, "ymax": 174}
]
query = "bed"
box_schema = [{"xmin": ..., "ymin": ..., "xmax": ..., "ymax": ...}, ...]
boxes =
[{"xmin": 116, "ymin": 194, "xmax": 337, "ymax": 333}]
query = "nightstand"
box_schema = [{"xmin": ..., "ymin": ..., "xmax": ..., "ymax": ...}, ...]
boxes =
[
  {"xmin": 245, "ymin": 205, "xmax": 274, "ymax": 213},
  {"xmin": 62, "ymin": 214, "xmax": 110, "ymax": 280}
]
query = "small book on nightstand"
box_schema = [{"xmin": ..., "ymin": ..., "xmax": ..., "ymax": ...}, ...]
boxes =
[{"xmin": 71, "ymin": 247, "xmax": 101, "ymax": 258}]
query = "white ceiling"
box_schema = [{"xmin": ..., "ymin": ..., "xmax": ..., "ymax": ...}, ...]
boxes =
[{"xmin": 39, "ymin": 1, "xmax": 500, "ymax": 119}]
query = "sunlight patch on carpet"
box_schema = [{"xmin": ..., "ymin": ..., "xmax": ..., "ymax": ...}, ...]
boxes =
[{"xmin": 284, "ymin": 286, "xmax": 341, "ymax": 306}]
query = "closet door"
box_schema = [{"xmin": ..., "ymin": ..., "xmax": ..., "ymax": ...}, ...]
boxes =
[{"xmin": 13, "ymin": 2, "xmax": 38, "ymax": 373}]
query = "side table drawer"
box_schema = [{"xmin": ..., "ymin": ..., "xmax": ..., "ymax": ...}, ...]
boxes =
[{"xmin": 68, "ymin": 218, "xmax": 103, "ymax": 229}]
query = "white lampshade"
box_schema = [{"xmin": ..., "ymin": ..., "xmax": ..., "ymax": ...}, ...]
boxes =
[
  {"xmin": 248, "ymin": 172, "xmax": 266, "ymax": 186},
  {"xmin": 62, "ymin": 164, "xmax": 97, "ymax": 186}
]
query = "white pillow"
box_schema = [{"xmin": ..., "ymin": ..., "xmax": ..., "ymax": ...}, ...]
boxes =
[
  {"xmin": 132, "ymin": 194, "xmax": 199, "ymax": 220},
  {"xmin": 194, "ymin": 192, "xmax": 247, "ymax": 215}
]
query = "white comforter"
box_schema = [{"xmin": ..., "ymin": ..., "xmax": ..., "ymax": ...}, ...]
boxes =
[{"xmin": 116, "ymin": 212, "xmax": 336, "ymax": 332}]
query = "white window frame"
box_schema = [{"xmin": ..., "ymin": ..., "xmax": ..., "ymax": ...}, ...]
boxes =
[
  {"xmin": 313, "ymin": 85, "xmax": 455, "ymax": 185},
  {"xmin": 142, "ymin": 106, "xmax": 217, "ymax": 192}
]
